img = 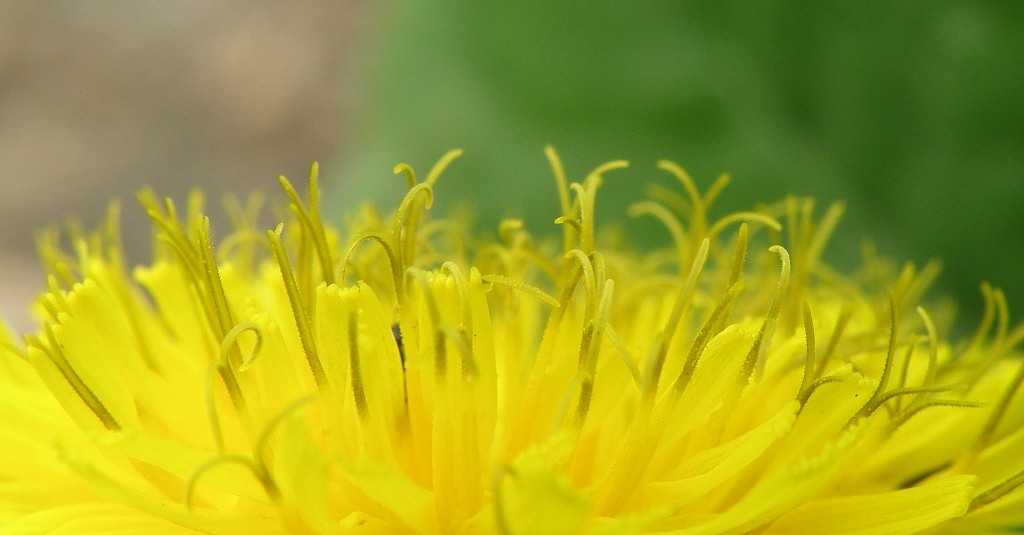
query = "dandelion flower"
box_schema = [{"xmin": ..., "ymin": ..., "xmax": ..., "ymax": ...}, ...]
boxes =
[{"xmin": 2, "ymin": 148, "xmax": 1024, "ymax": 534}]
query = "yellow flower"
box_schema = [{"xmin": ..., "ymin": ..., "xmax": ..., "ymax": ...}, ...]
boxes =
[{"xmin": 2, "ymin": 148, "xmax": 1024, "ymax": 534}]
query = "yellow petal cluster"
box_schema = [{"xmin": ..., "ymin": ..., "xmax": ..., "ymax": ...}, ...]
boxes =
[{"xmin": 2, "ymin": 149, "xmax": 1024, "ymax": 534}]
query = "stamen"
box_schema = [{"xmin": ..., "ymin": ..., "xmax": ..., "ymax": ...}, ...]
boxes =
[
  {"xmin": 603, "ymin": 324, "xmax": 642, "ymax": 390},
  {"xmin": 962, "ymin": 289, "xmax": 1022, "ymax": 391},
  {"xmin": 61, "ymin": 216, "xmax": 87, "ymax": 262},
  {"xmin": 418, "ymin": 220, "xmax": 468, "ymax": 266},
  {"xmin": 141, "ymin": 196, "xmax": 226, "ymax": 356},
  {"xmin": 544, "ymin": 145, "xmax": 575, "ymax": 255},
  {"xmin": 387, "ymin": 150, "xmax": 461, "ymax": 284},
  {"xmin": 628, "ymin": 200, "xmax": 688, "ymax": 277},
  {"xmin": 35, "ymin": 230, "xmax": 76, "ymax": 288},
  {"xmin": 216, "ymin": 228, "xmax": 266, "ymax": 273},
  {"xmin": 553, "ymin": 370, "xmax": 592, "ymax": 434},
  {"xmin": 706, "ymin": 212, "xmax": 782, "ymax": 242},
  {"xmin": 98, "ymin": 200, "xmax": 122, "ymax": 262},
  {"xmin": 498, "ymin": 219, "xmax": 524, "ymax": 242},
  {"xmin": 574, "ymin": 279, "xmax": 614, "ymax": 428},
  {"xmin": 785, "ymin": 198, "xmax": 814, "ymax": 265},
  {"xmin": 198, "ymin": 218, "xmax": 237, "ymax": 340},
  {"xmin": 141, "ymin": 204, "xmax": 205, "ymax": 281},
  {"xmin": 993, "ymin": 288, "xmax": 1010, "ymax": 353},
  {"xmin": 895, "ymin": 400, "xmax": 986, "ymax": 431},
  {"xmin": 569, "ymin": 181, "xmax": 599, "ymax": 254},
  {"xmin": 885, "ymin": 262, "xmax": 939, "ymax": 328},
  {"xmin": 798, "ymin": 374, "xmax": 844, "ymax": 406},
  {"xmin": 547, "ymin": 264, "xmax": 583, "ymax": 332},
  {"xmin": 203, "ymin": 362, "xmax": 227, "ymax": 453},
  {"xmin": 151, "ymin": 230, "xmax": 205, "ymax": 286},
  {"xmin": 188, "ymin": 396, "xmax": 314, "ymax": 531},
  {"xmin": 391, "ymin": 322, "xmax": 407, "ymax": 404},
  {"xmin": 672, "ymin": 281, "xmax": 745, "ymax": 396},
  {"xmin": 644, "ymin": 183, "xmax": 691, "ymax": 219},
  {"xmin": 440, "ymin": 325, "xmax": 477, "ymax": 381},
  {"xmin": 30, "ymin": 326, "xmax": 120, "ymax": 431},
  {"xmin": 423, "ymin": 149, "xmax": 464, "ymax": 187},
  {"xmin": 639, "ymin": 239, "xmax": 710, "ymax": 403},
  {"xmin": 969, "ymin": 467, "xmax": 1024, "ymax": 514},
  {"xmin": 967, "ymin": 348, "xmax": 1024, "ymax": 462},
  {"xmin": 550, "ymin": 154, "xmax": 627, "ymax": 255},
  {"xmin": 347, "ymin": 305, "xmax": 368, "ymax": 420},
  {"xmin": 223, "ymin": 191, "xmax": 265, "ymax": 235},
  {"xmin": 563, "ymin": 250, "xmax": 598, "ymax": 321},
  {"xmin": 441, "ymin": 262, "xmax": 479, "ymax": 380},
  {"xmin": 806, "ymin": 202, "xmax": 845, "ymax": 266},
  {"xmin": 406, "ymin": 268, "xmax": 447, "ymax": 383},
  {"xmin": 657, "ymin": 160, "xmax": 708, "ymax": 241},
  {"xmin": 586, "ymin": 159, "xmax": 630, "ymax": 183},
  {"xmin": 277, "ymin": 166, "xmax": 336, "ymax": 286},
  {"xmin": 202, "ymin": 323, "xmax": 267, "ymax": 451},
  {"xmin": 554, "ymin": 216, "xmax": 583, "ymax": 234},
  {"xmin": 267, "ymin": 225, "xmax": 328, "ymax": 391},
  {"xmin": 184, "ymin": 454, "xmax": 273, "ymax": 511},
  {"xmin": 480, "ymin": 275, "xmax": 560, "ymax": 309},
  {"xmin": 961, "ymin": 283, "xmax": 996, "ymax": 358},
  {"xmin": 748, "ymin": 245, "xmax": 791, "ymax": 382},
  {"xmin": 392, "ymin": 162, "xmax": 417, "ymax": 189},
  {"xmin": 252, "ymin": 394, "xmax": 316, "ymax": 494},
  {"xmin": 728, "ymin": 223, "xmax": 749, "ymax": 289},
  {"xmin": 892, "ymin": 342, "xmax": 918, "ymax": 414},
  {"xmin": 573, "ymin": 320, "xmax": 595, "ymax": 426},
  {"xmin": 814, "ymin": 303, "xmax": 852, "ymax": 380},
  {"xmin": 185, "ymin": 191, "xmax": 206, "ymax": 235},
  {"xmin": 590, "ymin": 252, "xmax": 607, "ymax": 306},
  {"xmin": 797, "ymin": 301, "xmax": 817, "ymax": 403},
  {"xmin": 881, "ymin": 385, "xmax": 968, "ymax": 416},
  {"xmin": 393, "ymin": 183, "xmax": 434, "ymax": 270},
  {"xmin": 917, "ymin": 307, "xmax": 940, "ymax": 392},
  {"xmin": 857, "ymin": 292, "xmax": 900, "ymax": 418},
  {"xmin": 343, "ymin": 232, "xmax": 403, "ymax": 305},
  {"xmin": 702, "ymin": 173, "xmax": 731, "ymax": 208},
  {"xmin": 662, "ymin": 239, "xmax": 710, "ymax": 348},
  {"xmin": 391, "ymin": 319, "xmax": 403, "ymax": 366},
  {"xmin": 657, "ymin": 161, "xmax": 702, "ymax": 219}
]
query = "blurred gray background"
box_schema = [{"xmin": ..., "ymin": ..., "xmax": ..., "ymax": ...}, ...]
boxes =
[{"xmin": 0, "ymin": 2, "xmax": 365, "ymax": 332}]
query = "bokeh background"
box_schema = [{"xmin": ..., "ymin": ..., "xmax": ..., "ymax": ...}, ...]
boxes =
[
  {"xmin": 2, "ymin": 2, "xmax": 1022, "ymax": 336},
  {"xmin": 0, "ymin": 2, "xmax": 364, "ymax": 332}
]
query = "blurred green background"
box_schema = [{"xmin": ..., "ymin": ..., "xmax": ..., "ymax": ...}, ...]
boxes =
[{"xmin": 333, "ymin": 1, "xmax": 1023, "ymax": 331}]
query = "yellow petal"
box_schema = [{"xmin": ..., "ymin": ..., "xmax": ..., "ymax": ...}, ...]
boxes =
[
  {"xmin": 642, "ymin": 401, "xmax": 797, "ymax": 507},
  {"xmin": 763, "ymin": 474, "xmax": 976, "ymax": 535},
  {"xmin": 338, "ymin": 460, "xmax": 436, "ymax": 532}
]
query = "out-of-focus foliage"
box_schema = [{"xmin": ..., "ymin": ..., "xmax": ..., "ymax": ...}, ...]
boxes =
[{"xmin": 333, "ymin": 1, "xmax": 1024, "ymax": 329}]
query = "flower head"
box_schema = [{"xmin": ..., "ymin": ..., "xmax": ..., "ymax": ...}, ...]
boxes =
[{"xmin": 2, "ymin": 149, "xmax": 1024, "ymax": 534}]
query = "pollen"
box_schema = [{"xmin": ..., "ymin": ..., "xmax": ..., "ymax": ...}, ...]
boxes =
[{"xmin": 1, "ymin": 149, "xmax": 1023, "ymax": 534}]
